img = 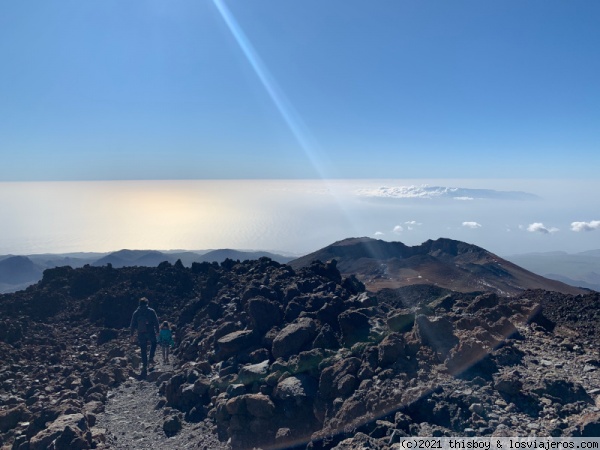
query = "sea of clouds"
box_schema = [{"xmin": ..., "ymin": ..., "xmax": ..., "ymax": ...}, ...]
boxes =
[
  {"xmin": 0, "ymin": 180, "xmax": 598, "ymax": 256},
  {"xmin": 355, "ymin": 185, "xmax": 540, "ymax": 201}
]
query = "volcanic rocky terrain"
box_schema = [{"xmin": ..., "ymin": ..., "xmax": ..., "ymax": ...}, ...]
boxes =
[{"xmin": 0, "ymin": 239, "xmax": 599, "ymax": 450}]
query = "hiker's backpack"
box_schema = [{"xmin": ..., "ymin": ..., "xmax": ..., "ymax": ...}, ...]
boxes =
[{"xmin": 137, "ymin": 309, "xmax": 151, "ymax": 333}]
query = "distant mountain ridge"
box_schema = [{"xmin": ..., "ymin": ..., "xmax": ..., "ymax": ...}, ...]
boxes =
[
  {"xmin": 0, "ymin": 249, "xmax": 294, "ymax": 293},
  {"xmin": 289, "ymin": 237, "xmax": 587, "ymax": 296},
  {"xmin": 93, "ymin": 250, "xmax": 182, "ymax": 268},
  {"xmin": 0, "ymin": 256, "xmax": 44, "ymax": 293},
  {"xmin": 0, "ymin": 255, "xmax": 43, "ymax": 284},
  {"xmin": 2, "ymin": 240, "xmax": 595, "ymax": 295}
]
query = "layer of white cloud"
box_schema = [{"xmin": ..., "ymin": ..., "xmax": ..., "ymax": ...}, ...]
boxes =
[
  {"xmin": 404, "ymin": 220, "xmax": 421, "ymax": 230},
  {"xmin": 355, "ymin": 185, "xmax": 539, "ymax": 201},
  {"xmin": 527, "ymin": 222, "xmax": 559, "ymax": 234},
  {"xmin": 374, "ymin": 231, "xmax": 384, "ymax": 237},
  {"xmin": 462, "ymin": 221, "xmax": 482, "ymax": 229},
  {"xmin": 571, "ymin": 220, "xmax": 600, "ymax": 232},
  {"xmin": 391, "ymin": 221, "xmax": 422, "ymax": 234}
]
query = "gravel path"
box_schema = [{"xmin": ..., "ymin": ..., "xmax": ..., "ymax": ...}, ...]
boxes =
[{"xmin": 95, "ymin": 359, "xmax": 229, "ymax": 450}]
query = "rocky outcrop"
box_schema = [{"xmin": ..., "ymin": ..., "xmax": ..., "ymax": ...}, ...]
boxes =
[{"xmin": 0, "ymin": 257, "xmax": 599, "ymax": 450}]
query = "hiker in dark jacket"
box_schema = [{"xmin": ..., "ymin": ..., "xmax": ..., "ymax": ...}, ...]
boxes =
[{"xmin": 130, "ymin": 297, "xmax": 160, "ymax": 375}]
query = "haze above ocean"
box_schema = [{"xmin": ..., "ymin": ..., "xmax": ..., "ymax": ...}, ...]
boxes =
[{"xmin": 1, "ymin": 179, "xmax": 598, "ymax": 257}]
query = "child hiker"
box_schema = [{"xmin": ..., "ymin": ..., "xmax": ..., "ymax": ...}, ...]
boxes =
[{"xmin": 158, "ymin": 321, "xmax": 175, "ymax": 364}]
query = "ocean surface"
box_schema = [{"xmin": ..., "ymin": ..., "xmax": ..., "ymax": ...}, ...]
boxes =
[{"xmin": 1, "ymin": 179, "xmax": 598, "ymax": 256}]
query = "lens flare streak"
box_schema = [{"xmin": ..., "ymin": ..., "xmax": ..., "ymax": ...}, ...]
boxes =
[{"xmin": 211, "ymin": 0, "xmax": 327, "ymax": 178}]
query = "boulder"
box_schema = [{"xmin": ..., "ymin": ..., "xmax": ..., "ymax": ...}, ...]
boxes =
[
  {"xmin": 307, "ymin": 260, "xmax": 342, "ymax": 284},
  {"xmin": 446, "ymin": 339, "xmax": 490, "ymax": 375},
  {"xmin": 336, "ymin": 374, "xmax": 358, "ymax": 398},
  {"xmin": 226, "ymin": 393, "xmax": 275, "ymax": 418},
  {"xmin": 178, "ymin": 383, "xmax": 206, "ymax": 412},
  {"xmin": 245, "ymin": 394, "xmax": 276, "ymax": 418},
  {"xmin": 0, "ymin": 404, "xmax": 30, "ymax": 433},
  {"xmin": 236, "ymin": 360, "xmax": 270, "ymax": 386},
  {"xmin": 387, "ymin": 310, "xmax": 415, "ymax": 333},
  {"xmin": 164, "ymin": 373, "xmax": 187, "ymax": 407},
  {"xmin": 466, "ymin": 293, "xmax": 499, "ymax": 313},
  {"xmin": 312, "ymin": 323, "xmax": 340, "ymax": 350},
  {"xmin": 319, "ymin": 357, "xmax": 362, "ymax": 400},
  {"xmin": 29, "ymin": 413, "xmax": 90, "ymax": 450},
  {"xmin": 163, "ymin": 414, "xmax": 182, "ymax": 436},
  {"xmin": 226, "ymin": 395, "xmax": 247, "ymax": 415},
  {"xmin": 288, "ymin": 349, "xmax": 325, "ymax": 374},
  {"xmin": 284, "ymin": 301, "xmax": 304, "ymax": 322},
  {"xmin": 275, "ymin": 427, "xmax": 292, "ymax": 444},
  {"xmin": 338, "ymin": 310, "xmax": 370, "ymax": 346},
  {"xmin": 216, "ymin": 330, "xmax": 257, "ymax": 359},
  {"xmin": 316, "ymin": 297, "xmax": 345, "ymax": 328},
  {"xmin": 247, "ymin": 297, "xmax": 283, "ymax": 333},
  {"xmin": 412, "ymin": 315, "xmax": 458, "ymax": 359},
  {"xmin": 192, "ymin": 378, "xmax": 210, "ymax": 397},
  {"xmin": 272, "ymin": 318, "xmax": 318, "ymax": 359},
  {"xmin": 332, "ymin": 397, "xmax": 367, "ymax": 428},
  {"xmin": 378, "ymin": 333, "xmax": 406, "ymax": 366},
  {"xmin": 274, "ymin": 375, "xmax": 318, "ymax": 404}
]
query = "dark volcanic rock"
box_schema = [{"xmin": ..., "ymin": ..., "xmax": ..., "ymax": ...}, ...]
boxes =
[
  {"xmin": 387, "ymin": 310, "xmax": 415, "ymax": 333},
  {"xmin": 378, "ymin": 332, "xmax": 406, "ymax": 366},
  {"xmin": 1, "ymin": 251, "xmax": 600, "ymax": 450},
  {"xmin": 413, "ymin": 315, "xmax": 458, "ymax": 359},
  {"xmin": 247, "ymin": 297, "xmax": 283, "ymax": 333},
  {"xmin": 163, "ymin": 414, "xmax": 183, "ymax": 436},
  {"xmin": 274, "ymin": 375, "xmax": 318, "ymax": 402},
  {"xmin": 0, "ymin": 404, "xmax": 30, "ymax": 433},
  {"xmin": 216, "ymin": 330, "xmax": 257, "ymax": 360},
  {"xmin": 338, "ymin": 310, "xmax": 370, "ymax": 346},
  {"xmin": 29, "ymin": 413, "xmax": 91, "ymax": 450},
  {"xmin": 272, "ymin": 318, "xmax": 318, "ymax": 359}
]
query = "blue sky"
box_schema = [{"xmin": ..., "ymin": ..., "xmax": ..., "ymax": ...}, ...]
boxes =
[{"xmin": 1, "ymin": 0, "xmax": 599, "ymax": 181}]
